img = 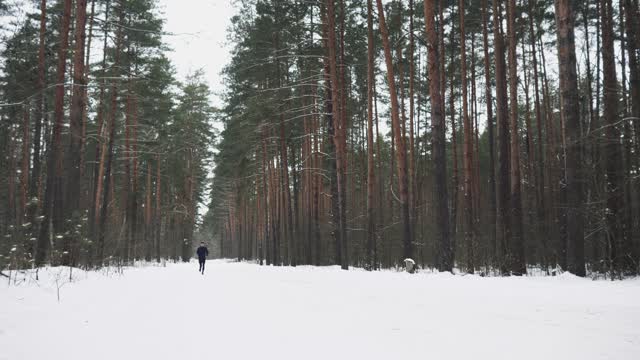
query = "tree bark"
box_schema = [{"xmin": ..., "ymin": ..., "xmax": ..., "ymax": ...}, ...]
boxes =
[
  {"xmin": 506, "ymin": 0, "xmax": 526, "ymax": 275},
  {"xmin": 91, "ymin": 0, "xmax": 111, "ymax": 232},
  {"xmin": 324, "ymin": 0, "xmax": 348, "ymax": 269},
  {"xmin": 20, "ymin": 107, "xmax": 29, "ymax": 225},
  {"xmin": 65, "ymin": 0, "xmax": 88, "ymax": 224},
  {"xmin": 555, "ymin": 0, "xmax": 586, "ymax": 276},
  {"xmin": 448, "ymin": 7, "xmax": 459, "ymax": 252},
  {"xmin": 601, "ymin": 0, "xmax": 625, "ymax": 276},
  {"xmin": 409, "ymin": 0, "xmax": 417, "ymax": 238},
  {"xmin": 425, "ymin": 0, "xmax": 452, "ymax": 272},
  {"xmin": 624, "ymin": 0, "xmax": 640, "ymax": 269},
  {"xmin": 35, "ymin": 0, "xmax": 73, "ymax": 267},
  {"xmin": 31, "ymin": 0, "xmax": 46, "ymax": 199},
  {"xmin": 459, "ymin": 0, "xmax": 475, "ymax": 273},
  {"xmin": 366, "ymin": 0, "xmax": 376, "ymax": 271},
  {"xmin": 492, "ymin": 0, "xmax": 511, "ymax": 274},
  {"xmin": 338, "ymin": 0, "xmax": 349, "ymax": 269},
  {"xmin": 97, "ymin": 3, "xmax": 124, "ymax": 266},
  {"xmin": 481, "ymin": 0, "xmax": 497, "ymax": 265},
  {"xmin": 376, "ymin": 0, "xmax": 413, "ymax": 263},
  {"xmin": 530, "ymin": 0, "xmax": 549, "ymax": 269}
]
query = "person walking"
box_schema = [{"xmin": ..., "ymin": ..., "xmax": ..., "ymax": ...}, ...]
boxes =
[{"xmin": 196, "ymin": 242, "xmax": 209, "ymax": 274}]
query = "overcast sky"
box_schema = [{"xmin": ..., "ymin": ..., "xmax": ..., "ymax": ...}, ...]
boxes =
[
  {"xmin": 157, "ymin": 0, "xmax": 236, "ymax": 108},
  {"xmin": 154, "ymin": 0, "xmax": 236, "ymax": 215}
]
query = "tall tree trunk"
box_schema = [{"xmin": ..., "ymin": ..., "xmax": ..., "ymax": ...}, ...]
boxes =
[
  {"xmin": 376, "ymin": 0, "xmax": 413, "ymax": 263},
  {"xmin": 492, "ymin": 0, "xmax": 511, "ymax": 274},
  {"xmin": 313, "ymin": 106, "xmax": 322, "ymax": 266},
  {"xmin": 459, "ymin": 0, "xmax": 475, "ymax": 273},
  {"xmin": 80, "ymin": 0, "xmax": 96, "ymax": 204},
  {"xmin": 290, "ymin": 142, "xmax": 299, "ymax": 265},
  {"xmin": 65, "ymin": 0, "xmax": 88, "ymax": 229},
  {"xmin": 471, "ymin": 34, "xmax": 481, "ymax": 240},
  {"xmin": 481, "ymin": 0, "xmax": 497, "ymax": 265},
  {"xmin": 449, "ymin": 7, "xmax": 459, "ymax": 252},
  {"xmin": 154, "ymin": 155, "xmax": 162, "ymax": 262},
  {"xmin": 596, "ymin": 0, "xmax": 602, "ymax": 133},
  {"xmin": 20, "ymin": 107, "xmax": 30, "ymax": 225},
  {"xmin": 8, "ymin": 131, "xmax": 16, "ymax": 227},
  {"xmin": 530, "ymin": 0, "xmax": 548, "ymax": 269},
  {"xmin": 302, "ymin": 98, "xmax": 311, "ymax": 265},
  {"xmin": 590, "ymin": 0, "xmax": 605, "ymax": 272},
  {"xmin": 409, "ymin": 0, "xmax": 417, "ymax": 238},
  {"xmin": 338, "ymin": 0, "xmax": 349, "ymax": 269},
  {"xmin": 123, "ymin": 87, "xmax": 133, "ymax": 262},
  {"xmin": 31, "ymin": 0, "xmax": 46, "ymax": 199},
  {"xmin": 619, "ymin": 0, "xmax": 635, "ymax": 272},
  {"xmin": 439, "ymin": 0, "xmax": 446, "ymax": 120},
  {"xmin": 366, "ymin": 0, "xmax": 376, "ymax": 271},
  {"xmin": 621, "ymin": 0, "xmax": 629, "ymax": 117},
  {"xmin": 601, "ymin": 0, "xmax": 624, "ymax": 276},
  {"xmin": 425, "ymin": 0, "xmax": 452, "ymax": 272},
  {"xmin": 324, "ymin": 0, "xmax": 348, "ymax": 269},
  {"xmin": 506, "ymin": 0, "xmax": 526, "ymax": 275},
  {"xmin": 35, "ymin": 0, "xmax": 73, "ymax": 267},
  {"xmin": 131, "ymin": 96, "xmax": 139, "ymax": 260},
  {"xmin": 624, "ymin": 0, "xmax": 640, "ymax": 268},
  {"xmin": 145, "ymin": 162, "xmax": 151, "ymax": 259},
  {"xmin": 91, "ymin": 0, "xmax": 111, "ymax": 233},
  {"xmin": 624, "ymin": 0, "xmax": 640, "ymax": 263},
  {"xmin": 537, "ymin": 30, "xmax": 565, "ymax": 269},
  {"xmin": 97, "ymin": 3, "xmax": 124, "ymax": 266},
  {"xmin": 555, "ymin": 0, "xmax": 586, "ymax": 276},
  {"xmin": 581, "ymin": 4, "xmax": 595, "ymax": 135},
  {"xmin": 261, "ymin": 129, "xmax": 271, "ymax": 265},
  {"xmin": 521, "ymin": 36, "xmax": 535, "ymax": 265}
]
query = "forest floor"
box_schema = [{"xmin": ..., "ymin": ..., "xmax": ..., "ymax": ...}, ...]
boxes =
[{"xmin": 1, "ymin": 260, "xmax": 639, "ymax": 360}]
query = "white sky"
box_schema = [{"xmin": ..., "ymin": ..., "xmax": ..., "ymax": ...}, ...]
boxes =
[
  {"xmin": 157, "ymin": 0, "xmax": 236, "ymax": 108},
  {"xmin": 158, "ymin": 0, "xmax": 235, "ymax": 215},
  {"xmin": 155, "ymin": 0, "xmax": 237, "ymax": 217}
]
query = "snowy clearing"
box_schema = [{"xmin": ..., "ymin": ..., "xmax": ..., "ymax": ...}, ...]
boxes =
[{"xmin": 1, "ymin": 260, "xmax": 639, "ymax": 360}]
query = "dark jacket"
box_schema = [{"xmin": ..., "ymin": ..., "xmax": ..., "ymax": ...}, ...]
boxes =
[{"xmin": 196, "ymin": 246, "xmax": 209, "ymax": 259}]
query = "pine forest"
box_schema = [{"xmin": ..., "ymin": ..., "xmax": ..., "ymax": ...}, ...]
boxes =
[{"xmin": 1, "ymin": 0, "xmax": 639, "ymax": 279}]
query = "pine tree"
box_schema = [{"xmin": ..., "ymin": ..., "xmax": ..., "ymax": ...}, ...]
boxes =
[
  {"xmin": 555, "ymin": 0, "xmax": 585, "ymax": 276},
  {"xmin": 425, "ymin": 0, "xmax": 451, "ymax": 272}
]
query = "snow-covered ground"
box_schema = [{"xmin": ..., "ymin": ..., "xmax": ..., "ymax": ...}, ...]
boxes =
[{"xmin": 1, "ymin": 260, "xmax": 639, "ymax": 360}]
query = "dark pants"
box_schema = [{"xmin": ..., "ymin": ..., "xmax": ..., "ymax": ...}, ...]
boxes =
[{"xmin": 198, "ymin": 257, "xmax": 206, "ymax": 273}]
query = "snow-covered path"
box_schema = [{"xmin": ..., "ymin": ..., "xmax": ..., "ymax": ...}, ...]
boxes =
[{"xmin": 1, "ymin": 261, "xmax": 639, "ymax": 360}]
